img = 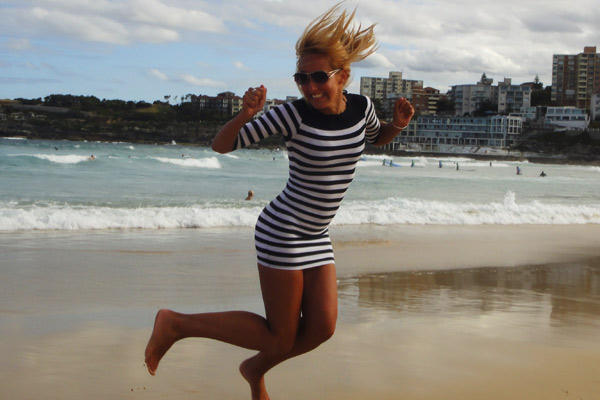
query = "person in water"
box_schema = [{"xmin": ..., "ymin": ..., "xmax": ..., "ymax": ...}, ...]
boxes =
[
  {"xmin": 144, "ymin": 4, "xmax": 414, "ymax": 400},
  {"xmin": 245, "ymin": 190, "xmax": 254, "ymax": 200}
]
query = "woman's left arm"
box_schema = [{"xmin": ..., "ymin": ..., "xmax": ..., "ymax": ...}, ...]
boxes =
[{"xmin": 373, "ymin": 97, "xmax": 415, "ymax": 147}]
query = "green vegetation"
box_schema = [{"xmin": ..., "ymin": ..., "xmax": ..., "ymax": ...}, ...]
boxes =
[{"xmin": 0, "ymin": 94, "xmax": 237, "ymax": 145}]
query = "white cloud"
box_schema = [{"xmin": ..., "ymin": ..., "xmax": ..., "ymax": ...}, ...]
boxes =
[
  {"xmin": 355, "ymin": 53, "xmax": 395, "ymax": 69},
  {"xmin": 1, "ymin": 0, "xmax": 226, "ymax": 45},
  {"xmin": 179, "ymin": 74, "xmax": 225, "ymax": 87},
  {"xmin": 149, "ymin": 69, "xmax": 168, "ymax": 81}
]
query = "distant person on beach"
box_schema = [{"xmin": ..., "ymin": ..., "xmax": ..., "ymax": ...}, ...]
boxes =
[
  {"xmin": 516, "ymin": 166, "xmax": 521, "ymax": 175},
  {"xmin": 540, "ymin": 171, "xmax": 547, "ymax": 177},
  {"xmin": 144, "ymin": 4, "xmax": 414, "ymax": 400},
  {"xmin": 245, "ymin": 190, "xmax": 254, "ymax": 200}
]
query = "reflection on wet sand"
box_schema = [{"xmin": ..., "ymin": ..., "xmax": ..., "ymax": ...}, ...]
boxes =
[{"xmin": 339, "ymin": 259, "xmax": 600, "ymax": 327}]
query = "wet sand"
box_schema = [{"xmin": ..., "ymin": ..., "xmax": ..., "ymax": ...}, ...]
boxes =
[{"xmin": 1, "ymin": 224, "xmax": 600, "ymax": 399}]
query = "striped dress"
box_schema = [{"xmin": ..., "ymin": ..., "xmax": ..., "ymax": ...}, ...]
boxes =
[{"xmin": 234, "ymin": 93, "xmax": 381, "ymax": 270}]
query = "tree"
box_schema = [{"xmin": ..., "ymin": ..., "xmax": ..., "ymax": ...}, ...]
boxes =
[
  {"xmin": 531, "ymin": 85, "xmax": 552, "ymax": 106},
  {"xmin": 436, "ymin": 97, "xmax": 455, "ymax": 115},
  {"xmin": 473, "ymin": 99, "xmax": 496, "ymax": 116}
]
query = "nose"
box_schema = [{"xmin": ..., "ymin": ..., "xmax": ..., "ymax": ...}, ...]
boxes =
[{"xmin": 302, "ymin": 79, "xmax": 318, "ymax": 93}]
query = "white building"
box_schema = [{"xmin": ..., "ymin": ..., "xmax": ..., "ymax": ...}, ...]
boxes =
[
  {"xmin": 389, "ymin": 115, "xmax": 523, "ymax": 151},
  {"xmin": 544, "ymin": 107, "xmax": 589, "ymax": 130},
  {"xmin": 450, "ymin": 74, "xmax": 497, "ymax": 116},
  {"xmin": 498, "ymin": 78, "xmax": 532, "ymax": 113},
  {"xmin": 360, "ymin": 71, "xmax": 423, "ymax": 101}
]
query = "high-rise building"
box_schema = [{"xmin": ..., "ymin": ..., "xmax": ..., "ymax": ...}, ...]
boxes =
[
  {"xmin": 359, "ymin": 71, "xmax": 423, "ymax": 101},
  {"xmin": 552, "ymin": 46, "xmax": 600, "ymax": 110}
]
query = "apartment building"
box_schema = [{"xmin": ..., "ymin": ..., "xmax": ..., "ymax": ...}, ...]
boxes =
[
  {"xmin": 197, "ymin": 92, "xmax": 243, "ymax": 116},
  {"xmin": 552, "ymin": 46, "xmax": 600, "ymax": 111},
  {"xmin": 360, "ymin": 71, "xmax": 423, "ymax": 100},
  {"xmin": 497, "ymin": 78, "xmax": 532, "ymax": 113},
  {"xmin": 449, "ymin": 73, "xmax": 498, "ymax": 116}
]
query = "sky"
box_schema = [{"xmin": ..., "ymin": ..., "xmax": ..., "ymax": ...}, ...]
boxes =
[{"xmin": 1, "ymin": 0, "xmax": 599, "ymax": 102}]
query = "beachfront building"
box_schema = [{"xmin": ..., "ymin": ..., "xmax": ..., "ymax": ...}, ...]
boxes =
[
  {"xmin": 360, "ymin": 76, "xmax": 387, "ymax": 100},
  {"xmin": 423, "ymin": 87, "xmax": 442, "ymax": 115},
  {"xmin": 257, "ymin": 98, "xmax": 286, "ymax": 117},
  {"xmin": 386, "ymin": 115, "xmax": 523, "ymax": 152},
  {"xmin": 360, "ymin": 71, "xmax": 423, "ymax": 101},
  {"xmin": 552, "ymin": 46, "xmax": 600, "ymax": 111},
  {"xmin": 544, "ymin": 107, "xmax": 590, "ymax": 130},
  {"xmin": 360, "ymin": 71, "xmax": 446, "ymax": 117},
  {"xmin": 498, "ymin": 78, "xmax": 532, "ymax": 114},
  {"xmin": 449, "ymin": 73, "xmax": 498, "ymax": 116},
  {"xmin": 197, "ymin": 92, "xmax": 243, "ymax": 116}
]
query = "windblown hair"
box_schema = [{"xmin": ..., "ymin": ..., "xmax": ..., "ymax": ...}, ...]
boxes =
[{"xmin": 295, "ymin": 2, "xmax": 378, "ymax": 72}]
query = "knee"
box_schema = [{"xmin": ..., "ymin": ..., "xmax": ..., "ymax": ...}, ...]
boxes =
[
  {"xmin": 319, "ymin": 318, "xmax": 337, "ymax": 342},
  {"xmin": 308, "ymin": 317, "xmax": 337, "ymax": 345},
  {"xmin": 269, "ymin": 331, "xmax": 296, "ymax": 356}
]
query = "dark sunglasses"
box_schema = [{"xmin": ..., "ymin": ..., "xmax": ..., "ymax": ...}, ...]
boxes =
[{"xmin": 293, "ymin": 69, "xmax": 341, "ymax": 85}]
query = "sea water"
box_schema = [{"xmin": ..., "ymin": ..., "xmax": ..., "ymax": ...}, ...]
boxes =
[{"xmin": 1, "ymin": 136, "xmax": 600, "ymax": 231}]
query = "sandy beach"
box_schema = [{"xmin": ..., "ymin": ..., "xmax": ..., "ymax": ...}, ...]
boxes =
[{"xmin": 2, "ymin": 224, "xmax": 600, "ymax": 399}]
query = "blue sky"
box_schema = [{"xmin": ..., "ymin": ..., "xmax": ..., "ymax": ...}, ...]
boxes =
[{"xmin": 1, "ymin": 0, "xmax": 599, "ymax": 102}]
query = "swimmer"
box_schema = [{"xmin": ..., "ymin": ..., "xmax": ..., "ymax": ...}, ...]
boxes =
[
  {"xmin": 245, "ymin": 190, "xmax": 254, "ymax": 200},
  {"xmin": 89, "ymin": 154, "xmax": 96, "ymax": 160}
]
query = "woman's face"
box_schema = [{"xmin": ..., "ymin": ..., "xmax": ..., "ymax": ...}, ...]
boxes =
[{"xmin": 296, "ymin": 53, "xmax": 348, "ymax": 115}]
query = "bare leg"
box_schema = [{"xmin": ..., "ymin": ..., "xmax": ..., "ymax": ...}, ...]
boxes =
[
  {"xmin": 144, "ymin": 265, "xmax": 304, "ymax": 400},
  {"xmin": 240, "ymin": 264, "xmax": 337, "ymax": 395}
]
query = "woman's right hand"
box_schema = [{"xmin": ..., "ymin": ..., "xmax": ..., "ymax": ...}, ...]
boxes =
[{"xmin": 241, "ymin": 85, "xmax": 267, "ymax": 119}]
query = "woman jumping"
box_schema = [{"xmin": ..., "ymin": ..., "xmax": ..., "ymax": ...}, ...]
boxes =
[{"xmin": 145, "ymin": 4, "xmax": 414, "ymax": 399}]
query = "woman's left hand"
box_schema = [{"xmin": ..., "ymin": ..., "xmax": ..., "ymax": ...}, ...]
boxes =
[{"xmin": 392, "ymin": 97, "xmax": 415, "ymax": 129}]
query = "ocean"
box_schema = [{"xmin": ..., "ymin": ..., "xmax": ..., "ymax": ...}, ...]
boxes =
[{"xmin": 1, "ymin": 136, "xmax": 600, "ymax": 231}]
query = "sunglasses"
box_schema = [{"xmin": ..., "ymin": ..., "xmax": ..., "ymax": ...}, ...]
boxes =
[{"xmin": 293, "ymin": 69, "xmax": 341, "ymax": 85}]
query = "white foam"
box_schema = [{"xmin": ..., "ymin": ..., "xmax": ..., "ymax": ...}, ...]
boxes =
[
  {"xmin": 31, "ymin": 154, "xmax": 92, "ymax": 164},
  {"xmin": 224, "ymin": 153, "xmax": 239, "ymax": 159},
  {"xmin": 358, "ymin": 160, "xmax": 386, "ymax": 167},
  {"xmin": 0, "ymin": 204, "xmax": 261, "ymax": 231},
  {"xmin": 152, "ymin": 156, "xmax": 222, "ymax": 169},
  {"xmin": 335, "ymin": 192, "xmax": 600, "ymax": 225},
  {"xmin": 1, "ymin": 192, "xmax": 599, "ymax": 231},
  {"xmin": 2, "ymin": 137, "xmax": 26, "ymax": 140}
]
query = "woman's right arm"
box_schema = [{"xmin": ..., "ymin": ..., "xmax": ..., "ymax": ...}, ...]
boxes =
[{"xmin": 211, "ymin": 85, "xmax": 267, "ymax": 154}]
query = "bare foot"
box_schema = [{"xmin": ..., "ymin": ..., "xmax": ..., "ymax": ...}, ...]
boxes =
[
  {"xmin": 144, "ymin": 309, "xmax": 179, "ymax": 376},
  {"xmin": 240, "ymin": 356, "xmax": 270, "ymax": 400}
]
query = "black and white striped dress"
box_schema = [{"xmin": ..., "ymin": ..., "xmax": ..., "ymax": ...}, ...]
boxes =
[{"xmin": 234, "ymin": 93, "xmax": 381, "ymax": 270}]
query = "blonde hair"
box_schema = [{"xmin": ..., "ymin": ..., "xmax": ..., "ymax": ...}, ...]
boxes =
[{"xmin": 295, "ymin": 2, "xmax": 378, "ymax": 72}]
